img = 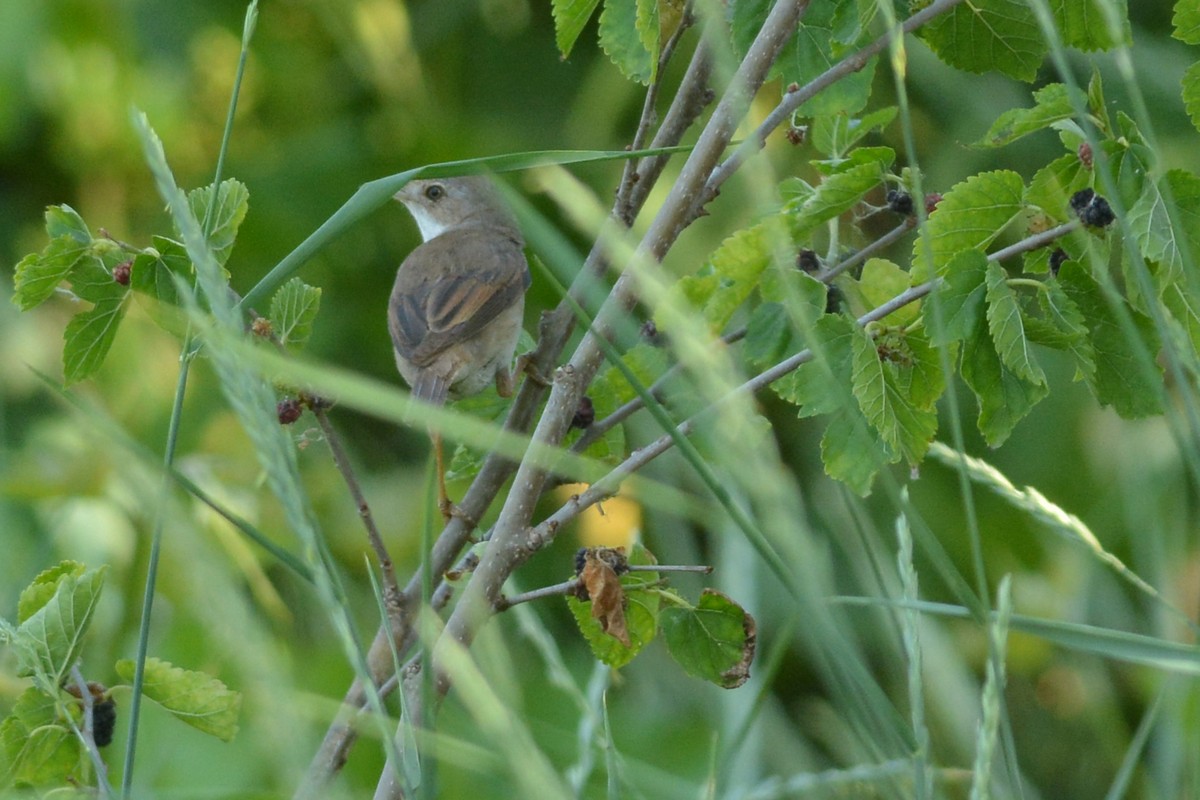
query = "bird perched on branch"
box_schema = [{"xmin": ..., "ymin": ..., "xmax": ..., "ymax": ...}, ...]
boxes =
[{"xmin": 389, "ymin": 175, "xmax": 531, "ymax": 519}]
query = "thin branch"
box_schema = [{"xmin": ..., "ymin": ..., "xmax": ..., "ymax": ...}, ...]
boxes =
[
  {"xmin": 527, "ymin": 222, "xmax": 1081, "ymax": 542},
  {"xmin": 617, "ymin": 7, "xmax": 695, "ymax": 207},
  {"xmin": 313, "ymin": 405, "xmax": 403, "ymax": 618},
  {"xmin": 495, "ymin": 579, "xmax": 581, "ymax": 610},
  {"xmin": 573, "ymin": 218, "xmax": 917, "ymax": 452},
  {"xmin": 702, "ymin": 0, "xmax": 969, "ymax": 205}
]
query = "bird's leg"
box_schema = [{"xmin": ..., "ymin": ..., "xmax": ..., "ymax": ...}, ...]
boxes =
[
  {"xmin": 431, "ymin": 430, "xmax": 480, "ymax": 527},
  {"xmin": 432, "ymin": 430, "xmax": 454, "ymax": 523},
  {"xmin": 509, "ymin": 354, "xmax": 550, "ymax": 393}
]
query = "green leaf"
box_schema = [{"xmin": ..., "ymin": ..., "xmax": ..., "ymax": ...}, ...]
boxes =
[
  {"xmin": 973, "ymin": 84, "xmax": 1074, "ymax": 148},
  {"xmin": 661, "ymin": 589, "xmax": 756, "ymax": 688},
  {"xmin": 776, "ymin": 0, "xmax": 876, "ymax": 116},
  {"xmin": 13, "ymin": 565, "xmax": 106, "ymax": 684},
  {"xmin": 1174, "ymin": 0, "xmax": 1200, "ymax": 44},
  {"xmin": 1050, "ymin": 0, "xmax": 1129, "ymax": 50},
  {"xmin": 848, "ymin": 258, "xmax": 918, "ymax": 326},
  {"xmin": 985, "ymin": 262, "xmax": 1045, "ymax": 385},
  {"xmin": 1183, "ymin": 62, "xmax": 1200, "ymax": 134},
  {"xmin": 810, "ymin": 106, "xmax": 898, "ymax": 157},
  {"xmin": 1127, "ymin": 169, "xmax": 1200, "ymax": 283},
  {"xmin": 17, "ymin": 561, "xmax": 88, "ymax": 624},
  {"xmin": 131, "ymin": 236, "xmax": 192, "ymax": 306},
  {"xmin": 730, "ymin": 0, "xmax": 773, "ymax": 59},
  {"xmin": 850, "ymin": 326, "xmax": 937, "ymax": 464},
  {"xmin": 784, "ymin": 158, "xmax": 889, "ymax": 237},
  {"xmin": 0, "ymin": 687, "xmax": 80, "ymax": 789},
  {"xmin": 552, "ymin": 0, "xmax": 602, "ymax": 56},
  {"xmin": 598, "ymin": 0, "xmax": 653, "ymax": 85},
  {"xmin": 566, "ymin": 548, "xmax": 660, "ymax": 669},
  {"xmin": 115, "ymin": 657, "xmax": 242, "ymax": 741},
  {"xmin": 187, "ymin": 178, "xmax": 249, "ymax": 267},
  {"xmin": 1058, "ymin": 262, "xmax": 1163, "ymax": 418},
  {"xmin": 269, "ymin": 277, "xmax": 323, "ymax": 349},
  {"xmin": 912, "ymin": 170, "xmax": 1025, "ymax": 282},
  {"xmin": 44, "ymin": 204, "xmax": 92, "ymax": 244},
  {"xmin": 820, "ymin": 404, "xmax": 884, "ymax": 495},
  {"xmin": 1040, "ymin": 278, "xmax": 1096, "ymax": 382},
  {"xmin": 1163, "ymin": 281, "xmax": 1200, "ymax": 359},
  {"xmin": 1025, "ymin": 153, "xmax": 1090, "ymax": 220},
  {"xmin": 960, "ymin": 318, "xmax": 1048, "ymax": 446},
  {"xmin": 774, "ymin": 313, "xmax": 855, "ymax": 415},
  {"xmin": 636, "ymin": 0, "xmax": 660, "ymax": 82},
  {"xmin": 63, "ymin": 295, "xmax": 128, "ymax": 385},
  {"xmin": 919, "ymin": 0, "xmax": 1046, "ymax": 82},
  {"xmin": 929, "ymin": 249, "xmax": 989, "ymax": 346},
  {"xmin": 744, "ymin": 303, "xmax": 796, "ymax": 368},
  {"xmin": 11, "ymin": 236, "xmax": 91, "ymax": 311}
]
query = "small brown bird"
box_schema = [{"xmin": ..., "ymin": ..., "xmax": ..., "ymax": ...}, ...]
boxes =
[{"xmin": 389, "ymin": 176, "xmax": 530, "ymax": 517}]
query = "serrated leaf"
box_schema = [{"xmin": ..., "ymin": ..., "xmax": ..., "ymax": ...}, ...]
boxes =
[
  {"xmin": 44, "ymin": 205, "xmax": 91, "ymax": 244},
  {"xmin": 744, "ymin": 303, "xmax": 795, "ymax": 368},
  {"xmin": 661, "ymin": 589, "xmax": 756, "ymax": 688},
  {"xmin": 985, "ymin": 262, "xmax": 1045, "ymax": 385},
  {"xmin": 919, "ymin": 0, "xmax": 1046, "ymax": 82},
  {"xmin": 0, "ymin": 687, "xmax": 80, "ymax": 788},
  {"xmin": 1183, "ymin": 62, "xmax": 1200, "ymax": 134},
  {"xmin": 820, "ymin": 405, "xmax": 884, "ymax": 495},
  {"xmin": 784, "ymin": 159, "xmax": 889, "ymax": 237},
  {"xmin": 849, "ymin": 258, "xmax": 918, "ymax": 326},
  {"xmin": 1025, "ymin": 153, "xmax": 1090, "ymax": 220},
  {"xmin": 973, "ymin": 84, "xmax": 1073, "ymax": 148},
  {"xmin": 63, "ymin": 295, "xmax": 128, "ymax": 385},
  {"xmin": 11, "ymin": 236, "xmax": 91, "ymax": 311},
  {"xmin": 598, "ymin": 0, "xmax": 653, "ymax": 84},
  {"xmin": 1041, "ymin": 278, "xmax": 1096, "ymax": 382},
  {"xmin": 730, "ymin": 0, "xmax": 773, "ymax": 58},
  {"xmin": 187, "ymin": 178, "xmax": 249, "ymax": 267},
  {"xmin": 17, "ymin": 561, "xmax": 88, "ymax": 624},
  {"xmin": 636, "ymin": 0, "xmax": 659, "ymax": 82},
  {"xmin": 552, "ymin": 0, "xmax": 602, "ymax": 56},
  {"xmin": 1127, "ymin": 169, "xmax": 1200, "ymax": 284},
  {"xmin": 115, "ymin": 657, "xmax": 242, "ymax": 741},
  {"xmin": 13, "ymin": 566, "xmax": 106, "ymax": 684},
  {"xmin": 567, "ymin": 546, "xmax": 659, "ymax": 668},
  {"xmin": 268, "ymin": 277, "xmax": 322, "ymax": 349},
  {"xmin": 69, "ymin": 250, "xmax": 128, "ymax": 305},
  {"xmin": 1050, "ymin": 0, "xmax": 1129, "ymax": 50},
  {"xmin": 810, "ymin": 106, "xmax": 898, "ymax": 157},
  {"xmin": 1163, "ymin": 281, "xmax": 1200, "ymax": 359},
  {"xmin": 776, "ymin": 0, "xmax": 876, "ymax": 116},
  {"xmin": 850, "ymin": 326, "xmax": 937, "ymax": 464},
  {"xmin": 1058, "ymin": 262, "xmax": 1163, "ymax": 418},
  {"xmin": 960, "ymin": 319, "xmax": 1048, "ymax": 446},
  {"xmin": 131, "ymin": 236, "xmax": 192, "ymax": 307},
  {"xmin": 1174, "ymin": 0, "xmax": 1200, "ymax": 44},
  {"xmin": 774, "ymin": 313, "xmax": 855, "ymax": 415},
  {"xmin": 929, "ymin": 249, "xmax": 989, "ymax": 346},
  {"xmin": 912, "ymin": 170, "xmax": 1025, "ymax": 282}
]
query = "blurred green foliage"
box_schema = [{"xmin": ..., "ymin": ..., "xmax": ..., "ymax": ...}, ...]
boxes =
[{"xmin": 2, "ymin": 1, "xmax": 1200, "ymax": 798}]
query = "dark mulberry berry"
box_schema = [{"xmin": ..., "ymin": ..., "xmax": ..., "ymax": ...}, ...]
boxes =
[
  {"xmin": 785, "ymin": 126, "xmax": 805, "ymax": 146},
  {"xmin": 825, "ymin": 284, "xmax": 844, "ymax": 315},
  {"xmin": 91, "ymin": 697, "xmax": 117, "ymax": 747},
  {"xmin": 1049, "ymin": 248, "xmax": 1068, "ymax": 276},
  {"xmin": 1070, "ymin": 188, "xmax": 1116, "ymax": 228},
  {"xmin": 277, "ymin": 397, "xmax": 303, "ymax": 425},
  {"xmin": 574, "ymin": 547, "xmax": 588, "ymax": 577},
  {"xmin": 112, "ymin": 260, "xmax": 132, "ymax": 286},
  {"xmin": 924, "ymin": 193, "xmax": 943, "ymax": 214},
  {"xmin": 886, "ymin": 190, "xmax": 914, "ymax": 216},
  {"xmin": 571, "ymin": 396, "xmax": 595, "ymax": 430},
  {"xmin": 796, "ymin": 249, "xmax": 821, "ymax": 274},
  {"xmin": 1078, "ymin": 142, "xmax": 1093, "ymax": 169},
  {"xmin": 641, "ymin": 319, "xmax": 667, "ymax": 347}
]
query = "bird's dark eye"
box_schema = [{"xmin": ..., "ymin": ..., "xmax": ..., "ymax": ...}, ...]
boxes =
[{"xmin": 424, "ymin": 184, "xmax": 446, "ymax": 201}]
